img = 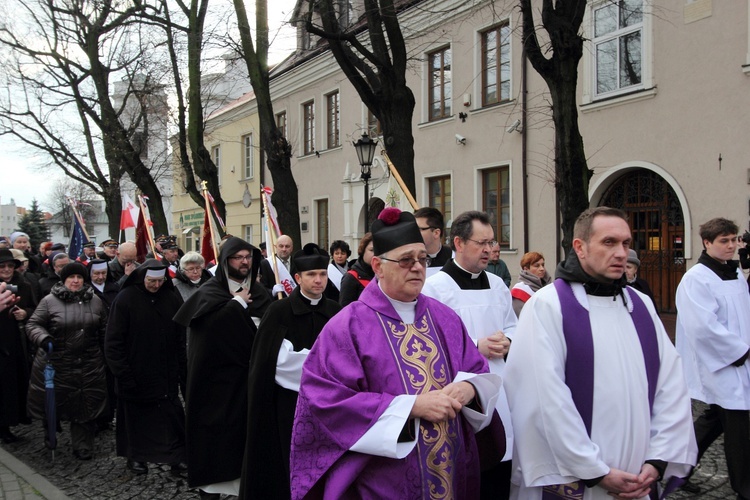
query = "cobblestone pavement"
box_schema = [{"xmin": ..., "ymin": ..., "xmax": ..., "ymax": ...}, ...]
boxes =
[{"xmin": 1, "ymin": 403, "xmax": 737, "ymax": 499}]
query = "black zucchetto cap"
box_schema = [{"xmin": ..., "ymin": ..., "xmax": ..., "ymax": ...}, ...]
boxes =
[
  {"xmin": 291, "ymin": 243, "xmax": 330, "ymax": 273},
  {"xmin": 371, "ymin": 208, "xmax": 424, "ymax": 255}
]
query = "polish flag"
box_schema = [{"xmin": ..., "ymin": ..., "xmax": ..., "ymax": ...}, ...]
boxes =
[{"xmin": 120, "ymin": 193, "xmax": 140, "ymax": 230}]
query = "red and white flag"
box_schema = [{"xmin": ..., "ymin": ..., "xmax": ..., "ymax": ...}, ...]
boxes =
[
  {"xmin": 200, "ymin": 209, "xmax": 215, "ymax": 265},
  {"xmin": 262, "ymin": 186, "xmax": 281, "ymax": 236},
  {"xmin": 120, "ymin": 193, "xmax": 140, "ymax": 230}
]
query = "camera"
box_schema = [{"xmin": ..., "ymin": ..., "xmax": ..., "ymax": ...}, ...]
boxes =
[
  {"xmin": 6, "ymin": 284, "xmax": 18, "ymax": 294},
  {"xmin": 742, "ymin": 231, "xmax": 750, "ymax": 245}
]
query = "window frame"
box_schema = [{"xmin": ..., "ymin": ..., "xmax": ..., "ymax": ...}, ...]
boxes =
[
  {"xmin": 212, "ymin": 145, "xmax": 221, "ymax": 186},
  {"xmin": 242, "ymin": 133, "xmax": 254, "ymax": 179},
  {"xmin": 481, "ymin": 166, "xmax": 511, "ymax": 248},
  {"xmin": 276, "ymin": 111, "xmax": 287, "ymax": 139},
  {"xmin": 302, "ymin": 100, "xmax": 315, "ymax": 156},
  {"xmin": 326, "ymin": 91, "xmax": 340, "ymax": 149},
  {"xmin": 427, "ymin": 46, "xmax": 452, "ymax": 121},
  {"xmin": 480, "ymin": 22, "xmax": 511, "ymax": 107},
  {"xmin": 427, "ymin": 175, "xmax": 452, "ymax": 227}
]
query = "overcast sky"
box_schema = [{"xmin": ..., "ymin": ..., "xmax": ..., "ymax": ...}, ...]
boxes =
[{"xmin": 0, "ymin": 0, "xmax": 298, "ymax": 212}]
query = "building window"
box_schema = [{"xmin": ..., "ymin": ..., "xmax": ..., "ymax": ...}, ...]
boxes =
[
  {"xmin": 276, "ymin": 111, "xmax": 287, "ymax": 138},
  {"xmin": 428, "ymin": 47, "xmax": 452, "ymax": 121},
  {"xmin": 367, "ymin": 109, "xmax": 382, "ymax": 136},
  {"xmin": 481, "ymin": 22, "xmax": 511, "ymax": 106},
  {"xmin": 242, "ymin": 134, "xmax": 253, "ymax": 179},
  {"xmin": 482, "ymin": 167, "xmax": 510, "ymax": 247},
  {"xmin": 316, "ymin": 199, "xmax": 329, "ymax": 250},
  {"xmin": 243, "ymin": 225, "xmax": 253, "ymax": 245},
  {"xmin": 593, "ymin": 0, "xmax": 643, "ymax": 97},
  {"xmin": 428, "ymin": 176, "xmax": 452, "ymax": 226},
  {"xmin": 303, "ymin": 100, "xmax": 315, "ymax": 155},
  {"xmin": 326, "ymin": 91, "xmax": 340, "ymax": 149},
  {"xmin": 336, "ymin": 0, "xmax": 351, "ymax": 29},
  {"xmin": 212, "ymin": 145, "xmax": 221, "ymax": 185}
]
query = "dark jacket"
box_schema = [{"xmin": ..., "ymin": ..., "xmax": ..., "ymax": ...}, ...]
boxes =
[
  {"xmin": 105, "ymin": 260, "xmax": 186, "ymax": 402},
  {"xmin": 173, "ymin": 237, "xmax": 271, "ymax": 488},
  {"xmin": 0, "ymin": 272, "xmax": 35, "ymax": 427},
  {"xmin": 172, "ymin": 267, "xmax": 212, "ymax": 302},
  {"xmin": 239, "ymin": 288, "xmax": 341, "ymax": 499},
  {"xmin": 88, "ymin": 259, "xmax": 120, "ymax": 311},
  {"xmin": 25, "ymin": 282, "xmax": 107, "ymax": 423},
  {"xmin": 37, "ymin": 267, "xmax": 60, "ymax": 299},
  {"xmin": 338, "ymin": 259, "xmax": 374, "ymax": 307}
]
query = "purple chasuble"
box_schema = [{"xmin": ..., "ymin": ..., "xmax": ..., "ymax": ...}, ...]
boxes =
[
  {"xmin": 541, "ymin": 280, "xmax": 659, "ymax": 500},
  {"xmin": 290, "ymin": 280, "xmax": 489, "ymax": 499}
]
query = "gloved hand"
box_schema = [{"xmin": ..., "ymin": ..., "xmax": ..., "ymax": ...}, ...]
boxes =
[
  {"xmin": 42, "ymin": 338, "xmax": 54, "ymax": 352},
  {"xmin": 271, "ymin": 284, "xmax": 287, "ymax": 296}
]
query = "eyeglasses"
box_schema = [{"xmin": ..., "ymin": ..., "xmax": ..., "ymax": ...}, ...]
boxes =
[
  {"xmin": 182, "ymin": 266, "xmax": 203, "ymax": 273},
  {"xmin": 466, "ymin": 238, "xmax": 497, "ymax": 248},
  {"xmin": 418, "ymin": 226, "xmax": 437, "ymax": 232},
  {"xmin": 380, "ymin": 256, "xmax": 431, "ymax": 269},
  {"xmin": 0, "ymin": 263, "xmax": 16, "ymax": 269},
  {"xmin": 229, "ymin": 254, "xmax": 252, "ymax": 262}
]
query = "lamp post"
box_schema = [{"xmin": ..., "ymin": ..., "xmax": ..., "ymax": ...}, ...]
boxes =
[{"xmin": 353, "ymin": 132, "xmax": 378, "ymax": 232}]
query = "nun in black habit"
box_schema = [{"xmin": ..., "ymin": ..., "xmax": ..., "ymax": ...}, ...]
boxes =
[
  {"xmin": 104, "ymin": 260, "xmax": 187, "ymax": 475},
  {"xmin": 173, "ymin": 237, "xmax": 271, "ymax": 496}
]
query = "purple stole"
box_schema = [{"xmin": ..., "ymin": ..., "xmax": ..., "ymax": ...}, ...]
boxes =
[
  {"xmin": 541, "ymin": 280, "xmax": 659, "ymax": 500},
  {"xmin": 380, "ymin": 309, "xmax": 461, "ymax": 499}
]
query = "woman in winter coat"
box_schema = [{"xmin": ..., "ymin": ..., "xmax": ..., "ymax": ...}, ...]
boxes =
[
  {"xmin": 510, "ymin": 251, "xmax": 552, "ymax": 317},
  {"xmin": 26, "ymin": 262, "xmax": 107, "ymax": 460},
  {"xmin": 172, "ymin": 251, "xmax": 211, "ymax": 302},
  {"xmin": 338, "ymin": 233, "xmax": 375, "ymax": 307}
]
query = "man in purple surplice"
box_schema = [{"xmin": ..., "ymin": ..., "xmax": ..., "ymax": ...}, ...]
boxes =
[{"xmin": 290, "ymin": 208, "xmax": 503, "ymax": 499}]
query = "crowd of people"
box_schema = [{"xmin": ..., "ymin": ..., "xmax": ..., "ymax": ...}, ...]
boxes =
[{"xmin": 1, "ymin": 205, "xmax": 749, "ymax": 500}]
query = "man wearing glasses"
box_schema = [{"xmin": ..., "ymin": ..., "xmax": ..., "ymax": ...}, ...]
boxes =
[
  {"xmin": 414, "ymin": 207, "xmax": 453, "ymax": 277},
  {"xmin": 291, "ymin": 208, "xmax": 503, "ymax": 499},
  {"xmin": 422, "ymin": 210, "xmax": 517, "ymax": 500},
  {"xmin": 174, "ymin": 237, "xmax": 271, "ymax": 499}
]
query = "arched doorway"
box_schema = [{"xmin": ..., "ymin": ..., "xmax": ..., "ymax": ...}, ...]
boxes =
[{"xmin": 600, "ymin": 169, "xmax": 685, "ymax": 313}]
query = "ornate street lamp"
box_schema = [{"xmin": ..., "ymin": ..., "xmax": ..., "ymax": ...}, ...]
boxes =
[{"xmin": 353, "ymin": 132, "xmax": 378, "ymax": 232}]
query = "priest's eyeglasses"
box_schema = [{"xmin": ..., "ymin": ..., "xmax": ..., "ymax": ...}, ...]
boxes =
[
  {"xmin": 380, "ymin": 256, "xmax": 432, "ymax": 269},
  {"xmin": 466, "ymin": 238, "xmax": 497, "ymax": 248}
]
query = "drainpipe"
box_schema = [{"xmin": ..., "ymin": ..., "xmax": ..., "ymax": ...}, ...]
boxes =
[{"xmin": 521, "ymin": 46, "xmax": 529, "ymax": 254}]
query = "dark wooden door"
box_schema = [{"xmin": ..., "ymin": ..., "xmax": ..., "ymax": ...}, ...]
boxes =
[{"xmin": 600, "ymin": 170, "xmax": 685, "ymax": 313}]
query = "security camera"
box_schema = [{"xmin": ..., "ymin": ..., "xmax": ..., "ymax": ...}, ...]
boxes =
[
  {"xmin": 506, "ymin": 119, "xmax": 522, "ymax": 134},
  {"xmin": 455, "ymin": 134, "xmax": 466, "ymax": 145}
]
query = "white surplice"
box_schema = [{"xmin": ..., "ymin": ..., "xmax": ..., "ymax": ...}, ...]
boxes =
[
  {"xmin": 422, "ymin": 270, "xmax": 518, "ymax": 461},
  {"xmin": 676, "ymin": 264, "xmax": 750, "ymax": 409},
  {"xmin": 505, "ymin": 283, "xmax": 697, "ymax": 499}
]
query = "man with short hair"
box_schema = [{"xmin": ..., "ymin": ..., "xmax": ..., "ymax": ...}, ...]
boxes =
[
  {"xmin": 486, "ymin": 242, "xmax": 512, "ymax": 288},
  {"xmin": 174, "ymin": 237, "xmax": 271, "ymax": 499},
  {"xmin": 290, "ymin": 208, "xmax": 503, "ymax": 499},
  {"xmin": 260, "ymin": 234, "xmax": 296, "ymax": 298},
  {"xmin": 240, "ymin": 243, "xmax": 342, "ymax": 499},
  {"xmin": 422, "ymin": 210, "xmax": 517, "ymax": 499},
  {"xmin": 414, "ymin": 207, "xmax": 453, "ymax": 276},
  {"xmin": 108, "ymin": 241, "xmax": 139, "ymax": 286},
  {"xmin": 506, "ymin": 207, "xmax": 696, "ymax": 499},
  {"xmin": 676, "ymin": 217, "xmax": 750, "ymax": 499}
]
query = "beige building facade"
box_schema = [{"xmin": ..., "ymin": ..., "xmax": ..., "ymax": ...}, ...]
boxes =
[{"xmin": 194, "ymin": 0, "xmax": 749, "ymax": 313}]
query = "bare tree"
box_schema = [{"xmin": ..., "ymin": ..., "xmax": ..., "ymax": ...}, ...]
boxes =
[
  {"xmin": 46, "ymin": 179, "xmax": 99, "ymax": 238},
  {"xmin": 303, "ymin": 0, "xmax": 417, "ymax": 197},
  {"xmin": 0, "ymin": 0, "xmax": 171, "ymax": 236},
  {"xmin": 233, "ymin": 0, "xmax": 301, "ymax": 247},
  {"xmin": 520, "ymin": 0, "xmax": 591, "ymax": 253}
]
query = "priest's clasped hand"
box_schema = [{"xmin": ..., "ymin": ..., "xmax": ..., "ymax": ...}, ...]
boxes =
[
  {"xmin": 410, "ymin": 382, "xmax": 476, "ymax": 423},
  {"xmin": 478, "ymin": 331, "xmax": 510, "ymax": 360},
  {"xmin": 599, "ymin": 464, "xmax": 658, "ymax": 499},
  {"xmin": 233, "ymin": 287, "xmax": 253, "ymax": 304}
]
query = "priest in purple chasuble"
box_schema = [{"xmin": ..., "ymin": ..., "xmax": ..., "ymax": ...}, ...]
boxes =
[
  {"xmin": 290, "ymin": 208, "xmax": 504, "ymax": 499},
  {"xmin": 505, "ymin": 207, "xmax": 696, "ymax": 500}
]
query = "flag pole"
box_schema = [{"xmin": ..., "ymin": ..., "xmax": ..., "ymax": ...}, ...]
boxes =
[
  {"xmin": 67, "ymin": 198, "xmax": 91, "ymax": 241},
  {"xmin": 381, "ymin": 150, "xmax": 419, "ymax": 210},
  {"xmin": 261, "ymin": 186, "xmax": 283, "ymax": 299},
  {"xmin": 201, "ymin": 181, "xmax": 220, "ymax": 261},
  {"xmin": 138, "ymin": 195, "xmax": 158, "ymax": 256}
]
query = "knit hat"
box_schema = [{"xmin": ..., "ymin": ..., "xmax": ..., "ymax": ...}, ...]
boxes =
[
  {"xmin": 60, "ymin": 262, "xmax": 89, "ymax": 283},
  {"xmin": 627, "ymin": 249, "xmax": 640, "ymax": 267},
  {"xmin": 291, "ymin": 243, "xmax": 329, "ymax": 273},
  {"xmin": 371, "ymin": 208, "xmax": 424, "ymax": 255}
]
